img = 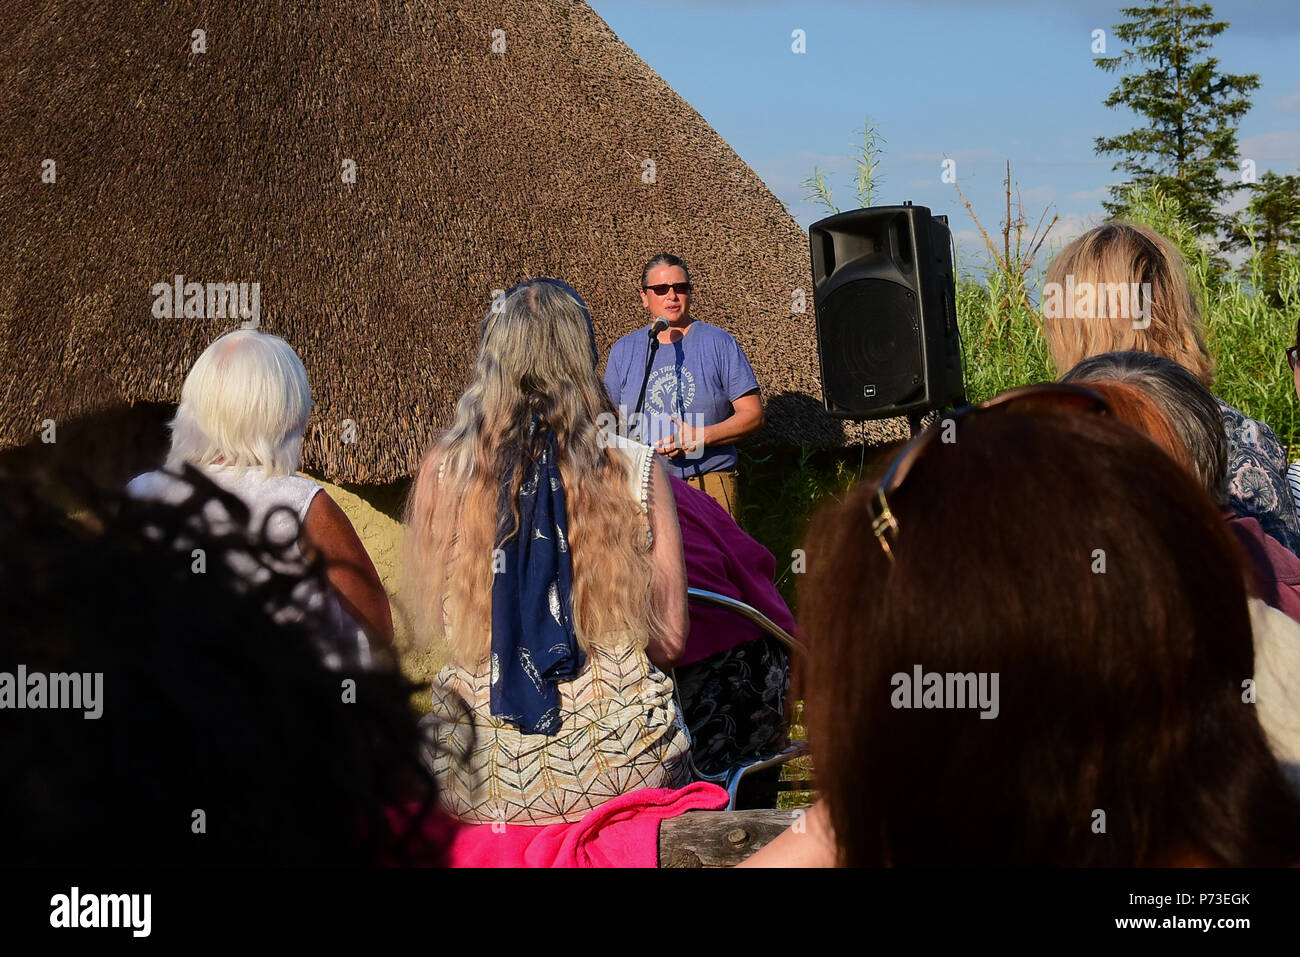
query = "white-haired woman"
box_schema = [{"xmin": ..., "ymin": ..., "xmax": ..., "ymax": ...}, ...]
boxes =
[
  {"xmin": 127, "ymin": 329, "xmax": 393, "ymax": 648},
  {"xmin": 405, "ymin": 278, "xmax": 691, "ymax": 825}
]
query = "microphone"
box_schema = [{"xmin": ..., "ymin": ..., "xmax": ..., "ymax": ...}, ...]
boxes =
[{"xmin": 633, "ymin": 318, "xmax": 668, "ymax": 443}]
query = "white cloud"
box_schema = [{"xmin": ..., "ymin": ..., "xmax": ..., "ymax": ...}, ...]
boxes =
[
  {"xmin": 1045, "ymin": 212, "xmax": 1103, "ymax": 247},
  {"xmin": 1017, "ymin": 185, "xmax": 1056, "ymax": 204},
  {"xmin": 1276, "ymin": 88, "xmax": 1300, "ymax": 112},
  {"xmin": 1220, "ymin": 183, "xmax": 1253, "ymax": 217},
  {"xmin": 1237, "ymin": 130, "xmax": 1300, "ymax": 164}
]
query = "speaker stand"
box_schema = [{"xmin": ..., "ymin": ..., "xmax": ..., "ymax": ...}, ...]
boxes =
[
  {"xmin": 631, "ymin": 336, "xmax": 661, "ymax": 443},
  {"xmin": 906, "ymin": 411, "xmax": 927, "ymax": 439}
]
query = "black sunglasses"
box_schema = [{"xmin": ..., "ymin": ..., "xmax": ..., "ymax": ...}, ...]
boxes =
[
  {"xmin": 1287, "ymin": 346, "xmax": 1299, "ymax": 371},
  {"xmin": 644, "ymin": 282, "xmax": 692, "ymax": 296},
  {"xmin": 868, "ymin": 384, "xmax": 1112, "ymax": 563}
]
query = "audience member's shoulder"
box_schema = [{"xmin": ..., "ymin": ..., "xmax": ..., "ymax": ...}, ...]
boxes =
[
  {"xmin": 214, "ymin": 468, "xmax": 320, "ymax": 493},
  {"xmin": 600, "ymin": 428, "xmax": 652, "ymax": 456},
  {"xmin": 125, "ymin": 469, "xmax": 190, "ymax": 502},
  {"xmin": 282, "ymin": 471, "xmax": 325, "ymax": 493},
  {"xmin": 1249, "ymin": 596, "xmax": 1300, "ymax": 644},
  {"xmin": 1219, "ymin": 396, "xmax": 1285, "ymax": 447}
]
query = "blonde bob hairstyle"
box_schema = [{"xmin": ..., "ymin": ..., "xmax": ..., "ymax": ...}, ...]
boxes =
[
  {"xmin": 166, "ymin": 330, "xmax": 313, "ymax": 477},
  {"xmin": 1042, "ymin": 222, "xmax": 1214, "ymax": 385},
  {"xmin": 404, "ymin": 281, "xmax": 662, "ymax": 667}
]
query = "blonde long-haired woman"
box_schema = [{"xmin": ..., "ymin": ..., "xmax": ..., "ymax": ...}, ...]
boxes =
[
  {"xmin": 405, "ymin": 278, "xmax": 691, "ymax": 825},
  {"xmin": 1042, "ymin": 222, "xmax": 1300, "ymax": 554}
]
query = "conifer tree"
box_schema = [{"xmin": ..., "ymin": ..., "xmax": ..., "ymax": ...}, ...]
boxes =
[
  {"xmin": 1224, "ymin": 171, "xmax": 1300, "ymax": 306},
  {"xmin": 1095, "ymin": 1, "xmax": 1259, "ymax": 236}
]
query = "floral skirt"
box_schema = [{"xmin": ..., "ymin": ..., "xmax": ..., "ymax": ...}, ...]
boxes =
[
  {"xmin": 674, "ymin": 635, "xmax": 792, "ymax": 777},
  {"xmin": 424, "ymin": 644, "xmax": 692, "ymax": 825}
]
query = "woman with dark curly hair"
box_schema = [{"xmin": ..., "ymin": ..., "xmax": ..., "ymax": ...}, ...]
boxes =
[{"xmin": 0, "ymin": 467, "xmax": 445, "ymax": 867}]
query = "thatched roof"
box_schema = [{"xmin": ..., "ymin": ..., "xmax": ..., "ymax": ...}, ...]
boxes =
[{"xmin": 0, "ymin": 0, "xmax": 902, "ymax": 483}]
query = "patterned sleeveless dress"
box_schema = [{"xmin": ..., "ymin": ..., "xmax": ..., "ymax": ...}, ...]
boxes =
[
  {"xmin": 124, "ymin": 465, "xmax": 370, "ymax": 665},
  {"xmin": 424, "ymin": 433, "xmax": 692, "ymax": 825}
]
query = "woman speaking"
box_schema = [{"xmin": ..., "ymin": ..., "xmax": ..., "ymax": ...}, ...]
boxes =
[{"xmin": 603, "ymin": 254, "xmax": 764, "ymax": 518}]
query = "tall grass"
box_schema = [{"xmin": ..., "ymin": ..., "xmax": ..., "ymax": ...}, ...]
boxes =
[
  {"xmin": 737, "ymin": 445, "xmax": 879, "ymax": 611},
  {"xmin": 1205, "ymin": 255, "xmax": 1300, "ymax": 456},
  {"xmin": 955, "ymin": 271, "xmax": 1054, "ymax": 404}
]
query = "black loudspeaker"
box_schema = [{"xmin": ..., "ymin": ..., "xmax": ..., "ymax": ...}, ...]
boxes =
[{"xmin": 810, "ymin": 203, "xmax": 965, "ymax": 419}]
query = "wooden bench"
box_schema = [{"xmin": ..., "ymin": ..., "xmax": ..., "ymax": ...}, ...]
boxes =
[{"xmin": 658, "ymin": 809, "xmax": 804, "ymax": 867}]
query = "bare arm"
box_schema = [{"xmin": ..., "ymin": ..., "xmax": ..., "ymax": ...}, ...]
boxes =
[
  {"xmin": 660, "ymin": 391, "xmax": 764, "ymax": 457},
  {"xmin": 301, "ymin": 491, "xmax": 395, "ymax": 648},
  {"xmin": 645, "ymin": 455, "xmax": 688, "ymax": 670},
  {"xmin": 737, "ymin": 800, "xmax": 838, "ymax": 868},
  {"xmin": 706, "ymin": 391, "xmax": 764, "ymax": 446}
]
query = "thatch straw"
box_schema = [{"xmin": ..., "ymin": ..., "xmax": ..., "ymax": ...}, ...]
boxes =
[{"xmin": 0, "ymin": 0, "xmax": 902, "ymax": 483}]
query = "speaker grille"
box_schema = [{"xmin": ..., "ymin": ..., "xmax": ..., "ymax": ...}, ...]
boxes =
[{"xmin": 820, "ymin": 279, "xmax": 923, "ymax": 413}]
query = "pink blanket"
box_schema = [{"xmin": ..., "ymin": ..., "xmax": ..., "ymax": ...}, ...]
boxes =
[{"xmin": 445, "ymin": 782, "xmax": 729, "ymax": 868}]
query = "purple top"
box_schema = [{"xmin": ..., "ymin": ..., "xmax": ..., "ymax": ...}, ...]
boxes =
[
  {"xmin": 1226, "ymin": 510, "xmax": 1300, "ymax": 624},
  {"xmin": 670, "ymin": 475, "xmax": 797, "ymax": 666}
]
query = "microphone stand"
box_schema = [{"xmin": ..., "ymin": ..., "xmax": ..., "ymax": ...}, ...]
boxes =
[{"xmin": 631, "ymin": 320, "xmax": 665, "ymax": 444}]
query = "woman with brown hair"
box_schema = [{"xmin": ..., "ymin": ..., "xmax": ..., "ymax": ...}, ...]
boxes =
[
  {"xmin": 1041, "ymin": 222, "xmax": 1300, "ymax": 555},
  {"xmin": 745, "ymin": 390, "xmax": 1300, "ymax": 866},
  {"xmin": 1056, "ymin": 371, "xmax": 1300, "ymax": 790}
]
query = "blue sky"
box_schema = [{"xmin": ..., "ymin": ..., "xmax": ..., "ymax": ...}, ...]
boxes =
[{"xmin": 588, "ymin": 0, "xmax": 1300, "ymax": 269}]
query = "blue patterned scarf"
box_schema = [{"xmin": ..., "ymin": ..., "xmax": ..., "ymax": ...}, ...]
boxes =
[
  {"xmin": 487, "ymin": 278, "xmax": 595, "ymax": 735},
  {"xmin": 490, "ymin": 416, "xmax": 583, "ymax": 734}
]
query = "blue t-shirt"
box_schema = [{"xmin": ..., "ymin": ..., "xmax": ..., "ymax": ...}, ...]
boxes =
[{"xmin": 603, "ymin": 319, "xmax": 760, "ymax": 477}]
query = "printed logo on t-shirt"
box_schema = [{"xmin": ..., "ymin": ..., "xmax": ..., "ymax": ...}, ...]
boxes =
[{"xmin": 645, "ymin": 366, "xmax": 696, "ymax": 417}]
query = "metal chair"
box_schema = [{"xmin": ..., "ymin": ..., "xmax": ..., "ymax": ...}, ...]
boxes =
[{"xmin": 678, "ymin": 588, "xmax": 812, "ymax": 810}]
